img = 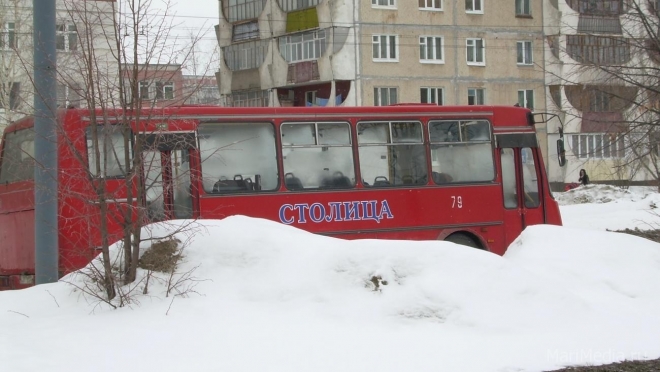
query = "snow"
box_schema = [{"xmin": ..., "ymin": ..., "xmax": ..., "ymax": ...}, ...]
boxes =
[{"xmin": 2, "ymin": 185, "xmax": 660, "ymax": 372}]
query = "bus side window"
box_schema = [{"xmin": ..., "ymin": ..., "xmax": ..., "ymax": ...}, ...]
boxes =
[
  {"xmin": 282, "ymin": 122, "xmax": 355, "ymax": 189},
  {"xmin": 358, "ymin": 121, "xmax": 427, "ymax": 187},
  {"xmin": 0, "ymin": 129, "xmax": 35, "ymax": 184},
  {"xmin": 86, "ymin": 125, "xmax": 129, "ymax": 178},
  {"xmin": 500, "ymin": 148, "xmax": 517, "ymax": 209},
  {"xmin": 522, "ymin": 148, "xmax": 540, "ymax": 208},
  {"xmin": 429, "ymin": 120, "xmax": 494, "ymax": 184},
  {"xmin": 199, "ymin": 123, "xmax": 278, "ymax": 193}
]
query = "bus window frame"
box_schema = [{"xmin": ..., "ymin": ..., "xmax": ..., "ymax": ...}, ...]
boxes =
[
  {"xmin": 0, "ymin": 128, "xmax": 36, "ymax": 184},
  {"xmin": 198, "ymin": 121, "xmax": 280, "ymax": 195},
  {"xmin": 85, "ymin": 124, "xmax": 134, "ymax": 179},
  {"xmin": 356, "ymin": 120, "xmax": 428, "ymax": 188},
  {"xmin": 280, "ymin": 120, "xmax": 356, "ymax": 190},
  {"xmin": 427, "ymin": 119, "xmax": 495, "ymax": 185}
]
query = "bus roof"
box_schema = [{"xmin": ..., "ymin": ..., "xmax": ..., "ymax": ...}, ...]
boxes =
[{"xmin": 2, "ymin": 105, "xmax": 534, "ymax": 134}]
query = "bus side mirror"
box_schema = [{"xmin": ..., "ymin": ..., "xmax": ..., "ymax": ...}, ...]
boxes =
[{"xmin": 557, "ymin": 139, "xmax": 566, "ymax": 167}]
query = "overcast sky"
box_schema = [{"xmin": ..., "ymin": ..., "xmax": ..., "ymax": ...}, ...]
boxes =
[{"xmin": 148, "ymin": 0, "xmax": 220, "ymax": 74}]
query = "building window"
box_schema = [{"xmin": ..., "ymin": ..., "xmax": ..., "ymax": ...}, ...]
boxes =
[
  {"xmin": 1, "ymin": 22, "xmax": 16, "ymax": 49},
  {"xmin": 565, "ymin": 35, "xmax": 630, "ymax": 65},
  {"xmin": 223, "ymin": 40, "xmax": 268, "ymax": 71},
  {"xmin": 0, "ymin": 82, "xmax": 20, "ymax": 110},
  {"xmin": 516, "ymin": 0, "xmax": 531, "ymax": 16},
  {"xmin": 518, "ymin": 89, "xmax": 534, "ymax": 110},
  {"xmin": 419, "ymin": 36, "xmax": 444, "ymax": 63},
  {"xmin": 465, "ymin": 0, "xmax": 483, "ymax": 13},
  {"xmin": 155, "ymin": 82, "xmax": 175, "ymax": 100},
  {"xmin": 372, "ymin": 0, "xmax": 396, "ymax": 8},
  {"xmin": 466, "ymin": 38, "xmax": 485, "ymax": 65},
  {"xmin": 566, "ymin": 0, "xmax": 624, "ymax": 15},
  {"xmin": 279, "ymin": 30, "xmax": 326, "ymax": 63},
  {"xmin": 468, "ymin": 88, "xmax": 485, "ymax": 105},
  {"xmin": 56, "ymin": 23, "xmax": 77, "ymax": 51},
  {"xmin": 224, "ymin": 0, "xmax": 267, "ymax": 22},
  {"xmin": 374, "ymin": 87, "xmax": 398, "ymax": 106},
  {"xmin": 589, "ymin": 90, "xmax": 614, "ymax": 112},
  {"xmin": 279, "ymin": 0, "xmax": 321, "ymax": 12},
  {"xmin": 57, "ymin": 83, "xmax": 82, "ymax": 108},
  {"xmin": 421, "ymin": 87, "xmax": 444, "ymax": 105},
  {"xmin": 228, "ymin": 90, "xmax": 269, "ymax": 107},
  {"xmin": 139, "ymin": 81, "xmax": 150, "ymax": 100},
  {"xmin": 372, "ymin": 35, "xmax": 398, "ymax": 61},
  {"xmin": 233, "ymin": 21, "xmax": 259, "ymax": 42},
  {"xmin": 517, "ymin": 41, "xmax": 533, "ymax": 65},
  {"xmin": 571, "ymin": 133, "xmax": 625, "ymax": 159},
  {"xmin": 419, "ymin": 0, "xmax": 442, "ymax": 10}
]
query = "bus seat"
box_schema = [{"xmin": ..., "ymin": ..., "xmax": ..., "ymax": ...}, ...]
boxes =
[
  {"xmin": 332, "ymin": 172, "xmax": 352, "ymax": 188},
  {"xmin": 212, "ymin": 175, "xmax": 249, "ymax": 193},
  {"xmin": 373, "ymin": 176, "xmax": 390, "ymax": 186},
  {"xmin": 432, "ymin": 172, "xmax": 453, "ymax": 184},
  {"xmin": 284, "ymin": 172, "xmax": 303, "ymax": 190}
]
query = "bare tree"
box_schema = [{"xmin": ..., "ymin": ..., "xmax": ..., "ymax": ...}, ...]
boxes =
[
  {"xmin": 0, "ymin": 0, "xmax": 217, "ymax": 301},
  {"xmin": 547, "ymin": 0, "xmax": 660, "ymax": 190}
]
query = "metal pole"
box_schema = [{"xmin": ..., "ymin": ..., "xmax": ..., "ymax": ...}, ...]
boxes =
[{"xmin": 33, "ymin": 0, "xmax": 58, "ymax": 284}]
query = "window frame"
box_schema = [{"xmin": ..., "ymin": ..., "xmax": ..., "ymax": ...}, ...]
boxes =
[
  {"xmin": 374, "ymin": 87, "xmax": 398, "ymax": 106},
  {"xmin": 515, "ymin": 0, "xmax": 531, "ymax": 16},
  {"xmin": 372, "ymin": 34, "xmax": 399, "ymax": 62},
  {"xmin": 0, "ymin": 82, "xmax": 21, "ymax": 110},
  {"xmin": 428, "ymin": 119, "xmax": 495, "ymax": 184},
  {"xmin": 517, "ymin": 41, "xmax": 533, "ymax": 65},
  {"xmin": 199, "ymin": 122, "xmax": 279, "ymax": 193},
  {"xmin": 570, "ymin": 133, "xmax": 625, "ymax": 159},
  {"xmin": 281, "ymin": 121, "xmax": 355, "ymax": 190},
  {"xmin": 56, "ymin": 23, "xmax": 77, "ymax": 52},
  {"xmin": 357, "ymin": 120, "xmax": 428, "ymax": 187},
  {"xmin": 86, "ymin": 125, "xmax": 132, "ymax": 179},
  {"xmin": 372, "ymin": 0, "xmax": 396, "ymax": 9},
  {"xmin": 419, "ymin": 0, "xmax": 443, "ymax": 11},
  {"xmin": 0, "ymin": 128, "xmax": 35, "ymax": 184},
  {"xmin": 419, "ymin": 35, "xmax": 445, "ymax": 63},
  {"xmin": 421, "ymin": 87, "xmax": 444, "ymax": 105},
  {"xmin": 518, "ymin": 89, "xmax": 534, "ymax": 110},
  {"xmin": 467, "ymin": 88, "xmax": 485, "ymax": 105},
  {"xmin": 466, "ymin": 38, "xmax": 485, "ymax": 65},
  {"xmin": 279, "ymin": 30, "xmax": 327, "ymax": 63},
  {"xmin": 465, "ymin": 0, "xmax": 483, "ymax": 13},
  {"xmin": 1, "ymin": 22, "xmax": 16, "ymax": 50}
]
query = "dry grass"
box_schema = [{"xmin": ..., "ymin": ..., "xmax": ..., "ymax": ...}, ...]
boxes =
[{"xmin": 138, "ymin": 239, "xmax": 181, "ymax": 272}]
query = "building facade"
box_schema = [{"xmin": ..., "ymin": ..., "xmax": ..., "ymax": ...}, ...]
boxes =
[
  {"xmin": 215, "ymin": 0, "xmax": 549, "ymax": 161},
  {"xmin": 0, "ymin": 0, "xmax": 118, "ymax": 134},
  {"xmin": 543, "ymin": 0, "xmax": 660, "ymax": 187}
]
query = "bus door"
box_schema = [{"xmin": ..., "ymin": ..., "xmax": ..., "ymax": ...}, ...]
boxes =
[
  {"xmin": 498, "ymin": 133, "xmax": 545, "ymax": 244},
  {"xmin": 140, "ymin": 132, "xmax": 198, "ymax": 222}
]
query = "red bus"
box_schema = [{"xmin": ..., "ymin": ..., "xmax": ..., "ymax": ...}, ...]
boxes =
[{"xmin": 0, "ymin": 105, "xmax": 562, "ymax": 290}]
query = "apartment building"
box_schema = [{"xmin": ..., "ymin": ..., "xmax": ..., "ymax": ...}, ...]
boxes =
[
  {"xmin": 215, "ymin": 0, "xmax": 548, "ymax": 159},
  {"xmin": 544, "ymin": 0, "xmax": 654, "ymax": 187},
  {"xmin": 183, "ymin": 75, "xmax": 222, "ymax": 105},
  {"xmin": 0, "ymin": 0, "xmax": 118, "ymax": 134},
  {"xmin": 123, "ymin": 64, "xmax": 186, "ymax": 108}
]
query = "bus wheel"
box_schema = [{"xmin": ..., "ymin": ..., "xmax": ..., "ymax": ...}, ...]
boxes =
[{"xmin": 445, "ymin": 233, "xmax": 482, "ymax": 249}]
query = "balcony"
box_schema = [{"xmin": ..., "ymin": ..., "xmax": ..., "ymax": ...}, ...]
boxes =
[{"xmin": 565, "ymin": 0, "xmax": 625, "ymax": 16}]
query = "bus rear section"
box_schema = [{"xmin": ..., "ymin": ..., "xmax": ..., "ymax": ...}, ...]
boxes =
[
  {"xmin": 0, "ymin": 118, "xmax": 37, "ymax": 289},
  {"xmin": 0, "ymin": 111, "xmax": 126, "ymax": 290}
]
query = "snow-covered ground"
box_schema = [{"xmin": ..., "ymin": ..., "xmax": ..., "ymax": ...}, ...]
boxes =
[{"xmin": 2, "ymin": 185, "xmax": 660, "ymax": 372}]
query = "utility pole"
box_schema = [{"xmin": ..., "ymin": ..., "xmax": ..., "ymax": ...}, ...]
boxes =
[{"xmin": 33, "ymin": 0, "xmax": 58, "ymax": 284}]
